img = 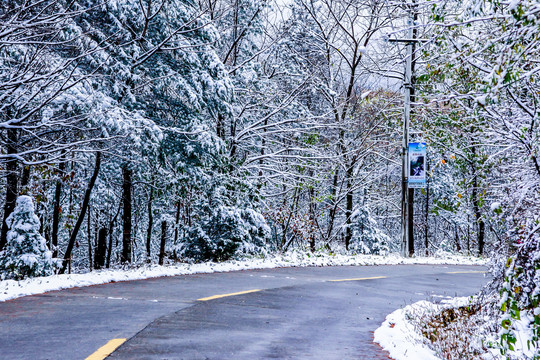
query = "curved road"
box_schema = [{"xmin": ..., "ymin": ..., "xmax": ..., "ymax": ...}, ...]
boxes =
[{"xmin": 0, "ymin": 264, "xmax": 488, "ymax": 359}]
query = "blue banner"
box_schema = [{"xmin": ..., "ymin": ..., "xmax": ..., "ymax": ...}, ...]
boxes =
[{"xmin": 408, "ymin": 142, "xmax": 426, "ymax": 188}]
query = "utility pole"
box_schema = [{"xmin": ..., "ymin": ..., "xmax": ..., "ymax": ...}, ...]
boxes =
[{"xmin": 388, "ymin": 2, "xmax": 421, "ymax": 257}]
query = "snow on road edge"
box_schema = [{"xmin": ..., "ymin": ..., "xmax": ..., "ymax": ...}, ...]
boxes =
[
  {"xmin": 374, "ymin": 300, "xmax": 440, "ymax": 360},
  {"xmin": 374, "ymin": 296, "xmax": 533, "ymax": 360},
  {"xmin": 0, "ymin": 251, "xmax": 486, "ymax": 302}
]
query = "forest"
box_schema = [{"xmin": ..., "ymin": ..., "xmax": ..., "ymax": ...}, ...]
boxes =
[
  {"xmin": 1, "ymin": 0, "xmax": 539, "ymax": 356},
  {"xmin": 0, "ymin": 0, "xmax": 538, "ymax": 339}
]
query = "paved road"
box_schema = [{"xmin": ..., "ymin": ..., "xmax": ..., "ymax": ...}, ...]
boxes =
[{"xmin": 0, "ymin": 264, "xmax": 488, "ymax": 359}]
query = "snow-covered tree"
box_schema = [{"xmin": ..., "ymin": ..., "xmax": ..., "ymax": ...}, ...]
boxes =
[
  {"xmin": 349, "ymin": 205, "xmax": 392, "ymax": 255},
  {"xmin": 418, "ymin": 0, "xmax": 540, "ymax": 354},
  {"xmin": 177, "ymin": 206, "xmax": 270, "ymax": 262},
  {"xmin": 0, "ymin": 196, "xmax": 56, "ymax": 280}
]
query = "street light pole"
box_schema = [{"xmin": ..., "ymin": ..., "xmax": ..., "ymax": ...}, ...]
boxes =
[
  {"xmin": 402, "ymin": 15, "xmax": 413, "ymax": 257},
  {"xmin": 388, "ymin": 4, "xmax": 423, "ymax": 257}
]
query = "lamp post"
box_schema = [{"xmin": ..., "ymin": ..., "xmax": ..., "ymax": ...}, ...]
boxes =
[{"xmin": 388, "ymin": 4, "xmax": 426, "ymax": 257}]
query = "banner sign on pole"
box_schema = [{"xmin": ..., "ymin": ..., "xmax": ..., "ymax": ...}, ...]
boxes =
[{"xmin": 408, "ymin": 142, "xmax": 426, "ymax": 188}]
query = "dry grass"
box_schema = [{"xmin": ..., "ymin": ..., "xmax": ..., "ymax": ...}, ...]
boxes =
[{"xmin": 412, "ymin": 297, "xmax": 501, "ymax": 359}]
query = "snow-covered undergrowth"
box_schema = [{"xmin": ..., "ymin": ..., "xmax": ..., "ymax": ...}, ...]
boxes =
[
  {"xmin": 375, "ymin": 295, "xmax": 538, "ymax": 359},
  {"xmin": 0, "ymin": 250, "xmax": 485, "ymax": 302},
  {"xmin": 374, "ymin": 300, "xmax": 441, "ymax": 359}
]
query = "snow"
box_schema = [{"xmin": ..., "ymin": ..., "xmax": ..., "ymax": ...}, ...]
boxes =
[
  {"xmin": 508, "ymin": 0, "xmax": 520, "ymax": 11},
  {"xmin": 374, "ymin": 297, "xmax": 480, "ymax": 360},
  {"xmin": 476, "ymin": 95, "xmax": 487, "ymax": 105},
  {"xmin": 375, "ymin": 296, "xmax": 539, "ymax": 360},
  {"xmin": 374, "ymin": 300, "xmax": 440, "ymax": 360},
  {"xmin": 19, "ymin": 254, "xmax": 38, "ymax": 267},
  {"xmin": 490, "ymin": 201, "xmax": 501, "ymax": 211},
  {"xmin": 511, "ymin": 314, "xmax": 538, "ymax": 359},
  {"xmin": 0, "ymin": 252, "xmax": 486, "ymax": 302}
]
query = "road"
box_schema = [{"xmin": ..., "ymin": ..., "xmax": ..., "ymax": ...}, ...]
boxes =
[{"xmin": 0, "ymin": 264, "xmax": 488, "ymax": 359}]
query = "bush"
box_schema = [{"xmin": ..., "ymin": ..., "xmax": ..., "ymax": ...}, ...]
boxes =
[
  {"xmin": 177, "ymin": 206, "xmax": 270, "ymax": 262},
  {"xmin": 415, "ymin": 297, "xmax": 500, "ymax": 359},
  {"xmin": 499, "ymin": 216, "xmax": 540, "ymax": 358}
]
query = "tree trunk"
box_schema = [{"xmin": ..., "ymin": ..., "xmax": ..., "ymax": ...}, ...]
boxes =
[
  {"xmin": 106, "ymin": 202, "xmax": 121, "ymax": 268},
  {"xmin": 60, "ymin": 152, "xmax": 101, "ymax": 274},
  {"xmin": 146, "ymin": 188, "xmax": 153, "ymax": 262},
  {"xmin": 344, "ymin": 192, "xmax": 353, "ymax": 250},
  {"xmin": 471, "ymin": 167, "xmax": 485, "ymax": 255},
  {"xmin": 257, "ymin": 118, "xmax": 268, "ymax": 190},
  {"xmin": 230, "ymin": 118, "xmax": 237, "ymax": 158},
  {"xmin": 455, "ymin": 225, "xmax": 462, "ymax": 252},
  {"xmin": 44, "ymin": 224, "xmax": 51, "ymax": 253},
  {"xmin": 172, "ymin": 201, "xmax": 181, "ymax": 259},
  {"xmin": 477, "ymin": 214, "xmax": 485, "ymax": 255},
  {"xmin": 325, "ymin": 167, "xmax": 340, "ymax": 242},
  {"xmin": 344, "ymin": 165, "xmax": 354, "ymax": 251},
  {"xmin": 159, "ymin": 220, "xmax": 167, "ymax": 266},
  {"xmin": 94, "ymin": 228, "xmax": 107, "ymax": 270},
  {"xmin": 20, "ymin": 165, "xmax": 31, "ymax": 194},
  {"xmin": 467, "ymin": 218, "xmax": 471, "ymax": 255},
  {"xmin": 174, "ymin": 201, "xmax": 180, "ymax": 245},
  {"xmin": 216, "ymin": 113, "xmax": 225, "ymax": 139},
  {"xmin": 0, "ymin": 128, "xmax": 19, "ymax": 251},
  {"xmin": 121, "ymin": 165, "xmax": 132, "ymax": 264},
  {"xmin": 308, "ymin": 183, "xmax": 316, "ymax": 252},
  {"xmin": 51, "ymin": 158, "xmax": 66, "ymax": 258}
]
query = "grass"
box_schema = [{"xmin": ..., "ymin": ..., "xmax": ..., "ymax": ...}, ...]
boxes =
[{"xmin": 411, "ymin": 296, "xmax": 500, "ymax": 359}]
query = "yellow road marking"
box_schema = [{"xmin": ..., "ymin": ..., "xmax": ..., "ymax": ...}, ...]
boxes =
[
  {"xmin": 85, "ymin": 338, "xmax": 126, "ymax": 360},
  {"xmin": 328, "ymin": 276, "xmax": 387, "ymax": 282},
  {"xmin": 197, "ymin": 289, "xmax": 261, "ymax": 301},
  {"xmin": 446, "ymin": 271, "xmax": 486, "ymax": 274}
]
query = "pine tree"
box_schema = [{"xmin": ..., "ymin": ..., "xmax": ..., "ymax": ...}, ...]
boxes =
[
  {"xmin": 0, "ymin": 196, "xmax": 56, "ymax": 280},
  {"xmin": 350, "ymin": 206, "xmax": 392, "ymax": 255}
]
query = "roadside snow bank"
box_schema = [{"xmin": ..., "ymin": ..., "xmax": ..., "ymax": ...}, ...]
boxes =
[
  {"xmin": 0, "ymin": 251, "xmax": 486, "ymax": 302},
  {"xmin": 374, "ymin": 300, "xmax": 440, "ymax": 360},
  {"xmin": 374, "ymin": 296, "xmax": 533, "ymax": 360}
]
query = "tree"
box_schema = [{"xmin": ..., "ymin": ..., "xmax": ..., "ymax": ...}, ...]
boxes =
[
  {"xmin": 0, "ymin": 0, "xmax": 99, "ymax": 250},
  {"xmin": 349, "ymin": 203, "xmax": 392, "ymax": 255},
  {"xmin": 176, "ymin": 206, "xmax": 270, "ymax": 262},
  {"xmin": 419, "ymin": 0, "xmax": 540, "ymax": 353},
  {"xmin": 243, "ymin": 0, "xmax": 404, "ymax": 252},
  {"xmin": 60, "ymin": 152, "xmax": 101, "ymax": 274},
  {"xmin": 0, "ymin": 196, "xmax": 56, "ymax": 280}
]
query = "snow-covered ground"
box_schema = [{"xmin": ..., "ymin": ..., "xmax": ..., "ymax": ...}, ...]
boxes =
[
  {"xmin": 374, "ymin": 300, "xmax": 442, "ymax": 360},
  {"xmin": 374, "ymin": 296, "xmax": 538, "ymax": 360},
  {"xmin": 0, "ymin": 251, "xmax": 486, "ymax": 302}
]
